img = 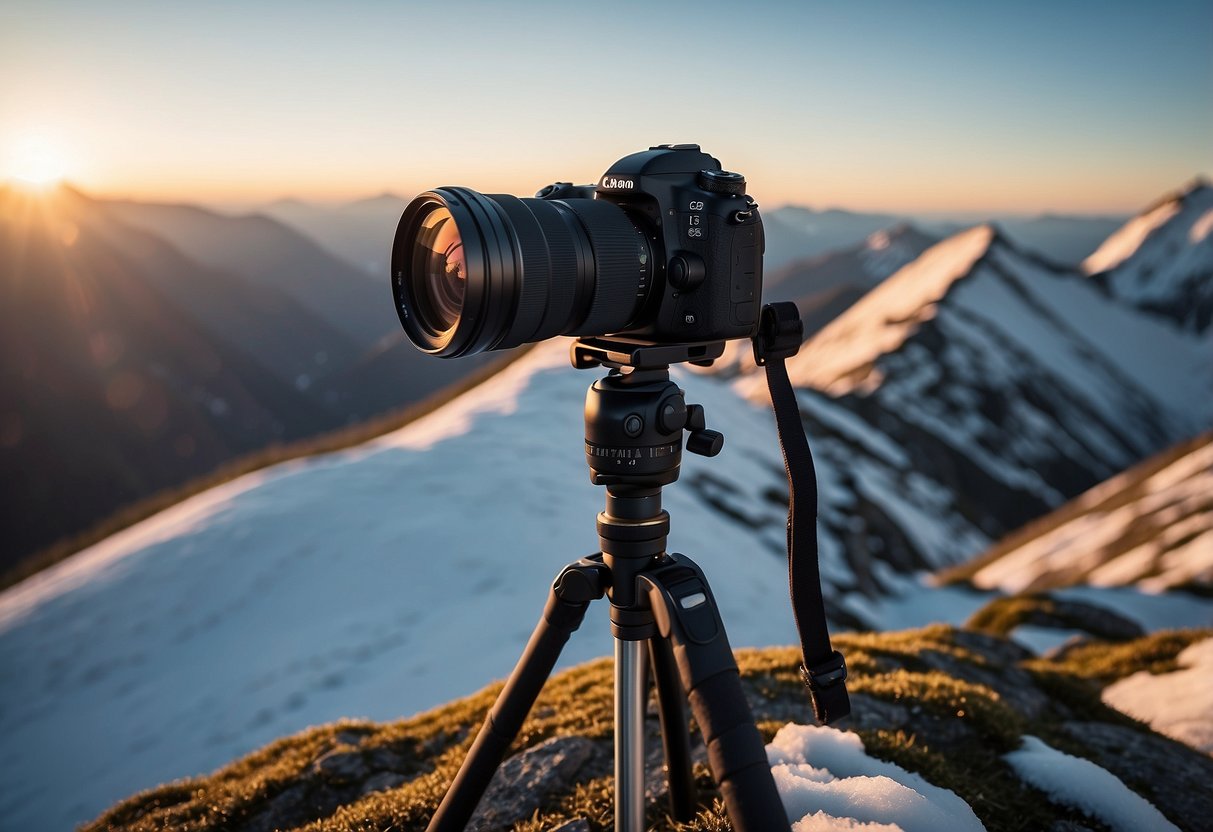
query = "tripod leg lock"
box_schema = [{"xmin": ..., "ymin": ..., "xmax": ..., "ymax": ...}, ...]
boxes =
[{"xmin": 800, "ymin": 652, "xmax": 850, "ymax": 725}]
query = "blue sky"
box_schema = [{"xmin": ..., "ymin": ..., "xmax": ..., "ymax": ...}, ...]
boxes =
[{"xmin": 1, "ymin": 0, "xmax": 1210, "ymax": 212}]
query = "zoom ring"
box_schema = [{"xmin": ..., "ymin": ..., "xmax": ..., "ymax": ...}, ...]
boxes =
[{"xmin": 562, "ymin": 199, "xmax": 649, "ymax": 337}]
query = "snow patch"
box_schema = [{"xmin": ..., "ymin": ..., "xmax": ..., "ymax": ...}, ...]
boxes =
[
  {"xmin": 768, "ymin": 724, "xmax": 985, "ymax": 831},
  {"xmin": 1102, "ymin": 638, "xmax": 1213, "ymax": 754},
  {"xmin": 1004, "ymin": 735, "xmax": 1179, "ymax": 832}
]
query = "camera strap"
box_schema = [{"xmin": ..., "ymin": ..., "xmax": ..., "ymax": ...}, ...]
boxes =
[{"xmin": 752, "ymin": 303, "xmax": 850, "ymax": 724}]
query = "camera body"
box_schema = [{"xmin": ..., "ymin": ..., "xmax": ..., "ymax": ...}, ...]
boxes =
[
  {"xmin": 391, "ymin": 144, "xmax": 763, "ymax": 358},
  {"xmin": 539, "ymin": 144, "xmax": 764, "ymax": 345}
]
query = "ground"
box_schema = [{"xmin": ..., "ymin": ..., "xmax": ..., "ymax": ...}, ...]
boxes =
[{"xmin": 86, "ymin": 615, "xmax": 1213, "ymax": 832}]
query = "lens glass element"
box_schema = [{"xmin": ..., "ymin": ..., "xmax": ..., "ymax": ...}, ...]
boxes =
[{"xmin": 412, "ymin": 207, "xmax": 466, "ymax": 333}]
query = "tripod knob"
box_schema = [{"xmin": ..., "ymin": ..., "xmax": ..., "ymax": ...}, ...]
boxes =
[
  {"xmin": 686, "ymin": 429, "xmax": 724, "ymax": 457},
  {"xmin": 658, "ymin": 396, "xmax": 688, "ymax": 434}
]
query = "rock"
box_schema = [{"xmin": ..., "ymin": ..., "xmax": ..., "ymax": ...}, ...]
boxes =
[
  {"xmin": 241, "ymin": 783, "xmax": 348, "ymax": 832},
  {"xmin": 364, "ymin": 745, "xmax": 407, "ymax": 772},
  {"xmin": 1063, "ymin": 720, "xmax": 1213, "ymax": 829},
  {"xmin": 549, "ymin": 821, "xmax": 591, "ymax": 832},
  {"xmin": 359, "ymin": 770, "xmax": 407, "ymax": 795},
  {"xmin": 467, "ymin": 736, "xmax": 600, "ymax": 830},
  {"xmin": 643, "ymin": 733, "xmax": 707, "ymax": 807},
  {"xmin": 334, "ymin": 729, "xmax": 368, "ymax": 746},
  {"xmin": 314, "ymin": 749, "xmax": 369, "ymax": 783},
  {"xmin": 968, "ymin": 595, "xmax": 1145, "ymax": 642}
]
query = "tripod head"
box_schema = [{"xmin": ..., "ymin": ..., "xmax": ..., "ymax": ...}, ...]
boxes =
[{"xmin": 574, "ymin": 337, "xmax": 726, "ymax": 489}]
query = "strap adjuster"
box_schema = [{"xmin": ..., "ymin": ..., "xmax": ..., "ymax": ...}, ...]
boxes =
[
  {"xmin": 801, "ymin": 651, "xmax": 848, "ymax": 691},
  {"xmin": 752, "ymin": 302, "xmax": 803, "ymax": 366}
]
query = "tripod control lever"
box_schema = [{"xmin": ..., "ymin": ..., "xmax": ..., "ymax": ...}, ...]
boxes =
[
  {"xmin": 681, "ymin": 403, "xmax": 722, "ymax": 457},
  {"xmin": 685, "ymin": 429, "xmax": 724, "ymax": 457}
]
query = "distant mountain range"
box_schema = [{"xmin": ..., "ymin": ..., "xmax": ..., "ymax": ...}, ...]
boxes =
[
  {"xmin": 255, "ymin": 192, "xmax": 1126, "ymax": 278},
  {"xmin": 761, "ymin": 204, "xmax": 1126, "ymax": 271},
  {"xmin": 0, "ymin": 185, "xmax": 491, "ymax": 571},
  {"xmin": 1, "ymin": 179, "xmax": 1208, "ymax": 831}
]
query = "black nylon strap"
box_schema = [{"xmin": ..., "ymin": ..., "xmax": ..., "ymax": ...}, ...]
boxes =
[{"xmin": 755, "ymin": 303, "xmax": 850, "ymax": 724}]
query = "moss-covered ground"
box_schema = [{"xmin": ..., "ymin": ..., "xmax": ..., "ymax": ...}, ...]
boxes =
[{"xmin": 87, "ymin": 624, "xmax": 1212, "ymax": 832}]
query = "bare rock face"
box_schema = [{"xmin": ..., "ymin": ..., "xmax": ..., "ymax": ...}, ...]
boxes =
[{"xmin": 467, "ymin": 736, "xmax": 601, "ymax": 831}]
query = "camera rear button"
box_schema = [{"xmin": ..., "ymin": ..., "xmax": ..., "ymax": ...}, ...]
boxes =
[{"xmin": 623, "ymin": 414, "xmax": 644, "ymax": 437}]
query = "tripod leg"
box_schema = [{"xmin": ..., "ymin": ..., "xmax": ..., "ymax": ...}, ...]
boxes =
[
  {"xmin": 648, "ymin": 637, "xmax": 698, "ymax": 820},
  {"xmin": 616, "ymin": 638, "xmax": 647, "ymax": 832},
  {"xmin": 641, "ymin": 556, "xmax": 791, "ymax": 832},
  {"xmin": 426, "ymin": 559, "xmax": 606, "ymax": 832}
]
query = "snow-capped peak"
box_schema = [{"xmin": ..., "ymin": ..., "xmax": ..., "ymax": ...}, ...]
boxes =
[
  {"xmin": 783, "ymin": 224, "xmax": 996, "ymax": 394},
  {"xmin": 1081, "ymin": 180, "xmax": 1213, "ymax": 332}
]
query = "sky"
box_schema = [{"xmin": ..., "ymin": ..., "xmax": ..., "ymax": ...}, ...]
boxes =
[{"xmin": 1, "ymin": 0, "xmax": 1210, "ymax": 214}]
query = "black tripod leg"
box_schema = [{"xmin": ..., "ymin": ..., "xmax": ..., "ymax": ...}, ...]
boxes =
[
  {"xmin": 642, "ymin": 556, "xmax": 791, "ymax": 832},
  {"xmin": 426, "ymin": 559, "xmax": 606, "ymax": 832},
  {"xmin": 648, "ymin": 637, "xmax": 698, "ymax": 821}
]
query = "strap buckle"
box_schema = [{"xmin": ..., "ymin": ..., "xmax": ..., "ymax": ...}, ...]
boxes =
[
  {"xmin": 800, "ymin": 651, "xmax": 848, "ymax": 692},
  {"xmin": 751, "ymin": 302, "xmax": 803, "ymax": 366},
  {"xmin": 801, "ymin": 651, "xmax": 851, "ymax": 724}
]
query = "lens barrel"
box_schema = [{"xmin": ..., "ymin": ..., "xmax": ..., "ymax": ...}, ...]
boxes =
[{"xmin": 391, "ymin": 188, "xmax": 652, "ymax": 357}]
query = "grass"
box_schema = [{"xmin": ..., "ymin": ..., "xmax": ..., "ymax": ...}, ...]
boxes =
[
  {"xmin": 1, "ymin": 347, "xmax": 532, "ymax": 592},
  {"xmin": 86, "ymin": 626, "xmax": 1210, "ymax": 832}
]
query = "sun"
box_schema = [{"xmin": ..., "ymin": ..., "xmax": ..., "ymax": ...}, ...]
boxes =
[{"xmin": 5, "ymin": 134, "xmax": 72, "ymax": 187}]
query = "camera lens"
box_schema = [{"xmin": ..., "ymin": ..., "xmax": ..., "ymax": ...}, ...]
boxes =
[
  {"xmin": 392, "ymin": 187, "xmax": 653, "ymax": 357},
  {"xmin": 413, "ymin": 207, "xmax": 466, "ymax": 333}
]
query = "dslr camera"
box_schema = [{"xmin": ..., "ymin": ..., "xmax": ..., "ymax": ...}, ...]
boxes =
[{"xmin": 391, "ymin": 144, "xmax": 763, "ymax": 358}]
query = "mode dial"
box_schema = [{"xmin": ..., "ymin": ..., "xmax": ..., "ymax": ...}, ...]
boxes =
[{"xmin": 698, "ymin": 169, "xmax": 746, "ymax": 195}]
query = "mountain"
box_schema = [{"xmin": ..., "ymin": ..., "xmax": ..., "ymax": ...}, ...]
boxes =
[
  {"xmin": 0, "ymin": 185, "xmax": 334, "ymax": 571},
  {"xmin": 946, "ymin": 432, "xmax": 1213, "ymax": 594},
  {"xmin": 1083, "ymin": 179, "xmax": 1213, "ymax": 332},
  {"xmin": 769, "ymin": 224, "xmax": 1209, "ymax": 523},
  {"xmin": 0, "ymin": 185, "xmax": 489, "ymax": 571},
  {"xmin": 102, "ymin": 198, "xmax": 399, "ymax": 345},
  {"xmin": 995, "ymin": 213, "xmax": 1128, "ymax": 265},
  {"xmin": 764, "ymin": 223, "xmax": 937, "ymax": 337},
  {"xmin": 78, "ymin": 195, "xmax": 364, "ymax": 391},
  {"xmin": 259, "ymin": 193, "xmax": 409, "ymax": 277},
  {"xmin": 762, "ymin": 205, "xmax": 905, "ymax": 271},
  {"xmin": 3, "ymin": 182, "xmax": 1210, "ymax": 829},
  {"xmin": 2, "ymin": 332, "xmax": 1209, "ymax": 830},
  {"xmin": 765, "ymin": 206, "xmax": 1126, "ymax": 272}
]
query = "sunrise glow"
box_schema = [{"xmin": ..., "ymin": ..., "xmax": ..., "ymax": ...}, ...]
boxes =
[{"xmin": 3, "ymin": 134, "xmax": 74, "ymax": 188}]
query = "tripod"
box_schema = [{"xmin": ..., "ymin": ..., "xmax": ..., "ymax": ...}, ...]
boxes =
[{"xmin": 425, "ymin": 337, "xmax": 792, "ymax": 832}]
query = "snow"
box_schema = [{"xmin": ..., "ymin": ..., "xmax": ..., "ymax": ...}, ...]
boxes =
[
  {"xmin": 972, "ymin": 437, "xmax": 1213, "ymax": 593},
  {"xmin": 784, "ymin": 225, "xmax": 994, "ymax": 395},
  {"xmin": 1082, "ymin": 199, "xmax": 1181, "ymax": 274},
  {"xmin": 1102, "ymin": 638, "xmax": 1213, "ymax": 754},
  {"xmin": 1004, "ymin": 735, "xmax": 1179, "ymax": 832},
  {"xmin": 842, "ymin": 575, "xmax": 992, "ymax": 631},
  {"xmin": 768, "ymin": 723, "xmax": 985, "ymax": 831},
  {"xmin": 1009, "ymin": 625, "xmax": 1087, "ymax": 656},
  {"xmin": 1082, "ymin": 183, "xmax": 1213, "ymax": 332},
  {"xmin": 1057, "ymin": 585, "xmax": 1213, "ymax": 631}
]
